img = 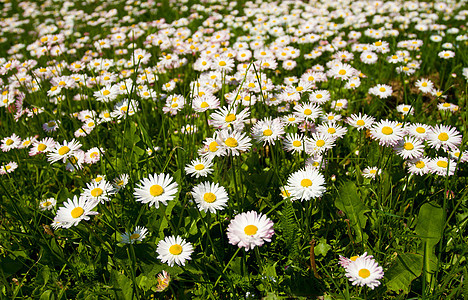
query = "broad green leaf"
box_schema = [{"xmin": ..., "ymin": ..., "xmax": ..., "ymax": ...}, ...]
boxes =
[
  {"xmin": 336, "ymin": 181, "xmax": 370, "ymax": 242},
  {"xmin": 109, "ymin": 270, "xmax": 133, "ymax": 300},
  {"xmin": 386, "ymin": 253, "xmax": 423, "ymax": 294},
  {"xmin": 415, "ymin": 202, "xmax": 444, "ymax": 285},
  {"xmin": 314, "ymin": 238, "xmax": 331, "ymax": 257},
  {"xmin": 39, "ymin": 290, "xmax": 54, "ymax": 300}
]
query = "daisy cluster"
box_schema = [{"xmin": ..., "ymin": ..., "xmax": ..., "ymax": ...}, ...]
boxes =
[{"xmin": 0, "ymin": 0, "xmax": 467, "ymax": 296}]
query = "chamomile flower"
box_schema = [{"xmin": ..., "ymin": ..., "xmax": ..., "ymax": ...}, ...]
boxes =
[
  {"xmin": 134, "ymin": 173, "xmax": 179, "ymax": 208},
  {"xmin": 112, "ymin": 173, "xmax": 129, "ymax": 192},
  {"xmin": 293, "ymin": 102, "xmax": 321, "ymax": 121},
  {"xmin": 394, "ymin": 136, "xmax": 424, "ymax": 159},
  {"xmin": 346, "ymin": 113, "xmax": 375, "ymax": 131},
  {"xmin": 120, "ymin": 226, "xmax": 149, "ymax": 244},
  {"xmin": 0, "ymin": 161, "xmax": 18, "ymax": 175},
  {"xmin": 53, "ymin": 196, "xmax": 99, "ymax": 229},
  {"xmin": 362, "ymin": 167, "xmax": 381, "ymax": 179},
  {"xmin": 428, "ymin": 157, "xmax": 456, "ymax": 176},
  {"xmin": 192, "ymin": 94, "xmax": 220, "ymax": 112},
  {"xmin": 1, "ymin": 133, "xmax": 21, "ymax": 152},
  {"xmin": 251, "ymin": 117, "xmax": 285, "ymax": 146},
  {"xmin": 210, "ymin": 106, "xmax": 250, "ymax": 131},
  {"xmin": 39, "ymin": 198, "xmax": 56, "ymax": 211},
  {"xmin": 157, "ymin": 235, "xmax": 194, "ymax": 267},
  {"xmin": 286, "ymin": 166, "xmax": 326, "ymax": 201},
  {"xmin": 370, "ymin": 120, "xmax": 405, "ymax": 147},
  {"xmin": 82, "ymin": 180, "xmax": 115, "ymax": 204},
  {"xmin": 415, "ymin": 78, "xmax": 434, "ymax": 94},
  {"xmin": 344, "ymin": 256, "xmax": 384, "ymax": 290},
  {"xmin": 184, "ymin": 157, "xmax": 214, "ymax": 178},
  {"xmin": 226, "ymin": 211, "xmax": 275, "ymax": 251},
  {"xmin": 316, "ymin": 122, "xmax": 348, "ymax": 140},
  {"xmin": 191, "ymin": 181, "xmax": 229, "ymax": 213},
  {"xmin": 426, "ymin": 124, "xmax": 462, "ymax": 152},
  {"xmin": 305, "ymin": 133, "xmax": 335, "ymax": 156},
  {"xmin": 405, "ymin": 123, "xmax": 431, "ymax": 141},
  {"xmin": 47, "ymin": 139, "xmax": 82, "ymax": 163},
  {"xmin": 407, "ymin": 157, "xmax": 431, "ymax": 176},
  {"xmin": 369, "ymin": 84, "xmax": 393, "ymax": 99},
  {"xmin": 283, "ymin": 133, "xmax": 305, "ymax": 153},
  {"xmin": 217, "ymin": 129, "xmax": 252, "ymax": 156}
]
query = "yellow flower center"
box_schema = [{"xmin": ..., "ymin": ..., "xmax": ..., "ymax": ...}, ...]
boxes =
[
  {"xmin": 37, "ymin": 144, "xmax": 47, "ymax": 151},
  {"xmin": 301, "ymin": 179, "xmax": 312, "ymax": 187},
  {"xmin": 404, "ymin": 143, "xmax": 414, "ymax": 150},
  {"xmin": 43, "ymin": 201, "xmax": 52, "ymax": 207},
  {"xmin": 304, "ymin": 109, "xmax": 312, "ymax": 115},
  {"xmin": 375, "ymin": 41, "xmax": 382, "ymax": 46},
  {"xmin": 379, "ymin": 87, "xmax": 386, "ymax": 92},
  {"xmin": 203, "ymin": 192, "xmax": 217, "ymax": 203},
  {"xmin": 150, "ymin": 185, "xmax": 164, "ymax": 196},
  {"xmin": 209, "ymin": 141, "xmax": 219, "ymax": 152},
  {"xmin": 103, "ymin": 90, "xmax": 110, "ymax": 96},
  {"xmin": 219, "ymin": 61, "xmax": 226, "ymax": 66},
  {"xmin": 316, "ymin": 140, "xmax": 325, "ymax": 147},
  {"xmin": 194, "ymin": 164, "xmax": 204, "ymax": 170},
  {"xmin": 437, "ymin": 161, "xmax": 448, "ymax": 168},
  {"xmin": 356, "ymin": 120, "xmax": 365, "ymax": 126},
  {"xmin": 293, "ymin": 140, "xmax": 301, "ymax": 147},
  {"xmin": 338, "ymin": 69, "xmax": 346, "ymax": 75},
  {"xmin": 169, "ymin": 244, "xmax": 183, "ymax": 255},
  {"xmin": 263, "ymin": 129, "xmax": 273, "ymax": 136},
  {"xmin": 200, "ymin": 101, "xmax": 209, "ymax": 108},
  {"xmin": 4, "ymin": 165, "xmax": 11, "ymax": 170},
  {"xmin": 225, "ymin": 137, "xmax": 238, "ymax": 148},
  {"xmin": 58, "ymin": 146, "xmax": 70, "ymax": 156},
  {"xmin": 5, "ymin": 139, "xmax": 13, "ymax": 146},
  {"xmin": 358, "ymin": 268, "xmax": 371, "ymax": 278},
  {"xmin": 244, "ymin": 225, "xmax": 258, "ymax": 236},
  {"xmin": 296, "ymin": 86, "xmax": 303, "ymax": 92},
  {"xmin": 130, "ymin": 233, "xmax": 140, "ymax": 240},
  {"xmin": 50, "ymin": 86, "xmax": 58, "ymax": 91},
  {"xmin": 415, "ymin": 161, "xmax": 425, "ymax": 169},
  {"xmin": 350, "ymin": 256, "xmax": 358, "ymax": 261},
  {"xmin": 369, "ymin": 169, "xmax": 377, "ymax": 174},
  {"xmin": 381, "ymin": 126, "xmax": 393, "ymax": 135},
  {"xmin": 91, "ymin": 188, "xmax": 103, "ymax": 197},
  {"xmin": 422, "ymin": 82, "xmax": 427, "ymax": 87},
  {"xmin": 438, "ymin": 133, "xmax": 449, "ymax": 141},
  {"xmin": 416, "ymin": 127, "xmax": 425, "ymax": 134},
  {"xmin": 71, "ymin": 207, "xmax": 84, "ymax": 218},
  {"xmin": 328, "ymin": 128, "xmax": 336, "ymax": 134},
  {"xmin": 225, "ymin": 114, "xmax": 236, "ymax": 122}
]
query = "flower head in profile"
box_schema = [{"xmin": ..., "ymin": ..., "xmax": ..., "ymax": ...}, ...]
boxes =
[
  {"xmin": 154, "ymin": 270, "xmax": 171, "ymax": 292},
  {"xmin": 227, "ymin": 211, "xmax": 275, "ymax": 251},
  {"xmin": 120, "ymin": 226, "xmax": 149, "ymax": 244}
]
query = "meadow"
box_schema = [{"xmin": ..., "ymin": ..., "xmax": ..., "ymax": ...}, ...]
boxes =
[{"xmin": 0, "ymin": 0, "xmax": 467, "ymax": 298}]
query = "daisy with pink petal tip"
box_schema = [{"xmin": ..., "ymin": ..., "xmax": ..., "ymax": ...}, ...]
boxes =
[
  {"xmin": 344, "ymin": 256, "xmax": 384, "ymax": 290},
  {"xmin": 227, "ymin": 211, "xmax": 275, "ymax": 251}
]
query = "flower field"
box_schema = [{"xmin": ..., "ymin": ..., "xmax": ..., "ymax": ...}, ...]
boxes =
[{"xmin": 0, "ymin": 0, "xmax": 467, "ymax": 298}]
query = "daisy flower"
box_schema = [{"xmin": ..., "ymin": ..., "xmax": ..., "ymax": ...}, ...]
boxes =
[
  {"xmin": 251, "ymin": 117, "xmax": 285, "ymax": 146},
  {"xmin": 210, "ymin": 106, "xmax": 250, "ymax": 131},
  {"xmin": 157, "ymin": 235, "xmax": 194, "ymax": 267},
  {"xmin": 184, "ymin": 157, "xmax": 214, "ymax": 178},
  {"xmin": 405, "ymin": 123, "xmax": 431, "ymax": 141},
  {"xmin": 53, "ymin": 196, "xmax": 99, "ymax": 229},
  {"xmin": 0, "ymin": 161, "xmax": 18, "ymax": 175},
  {"xmin": 286, "ymin": 166, "xmax": 326, "ymax": 201},
  {"xmin": 39, "ymin": 198, "xmax": 56, "ymax": 211},
  {"xmin": 370, "ymin": 120, "xmax": 405, "ymax": 147},
  {"xmin": 226, "ymin": 211, "xmax": 275, "ymax": 251},
  {"xmin": 191, "ymin": 181, "xmax": 229, "ymax": 213},
  {"xmin": 339, "ymin": 252, "xmax": 374, "ymax": 268},
  {"xmin": 43, "ymin": 120, "xmax": 60, "ymax": 132},
  {"xmin": 428, "ymin": 157, "xmax": 456, "ymax": 177},
  {"xmin": 396, "ymin": 104, "xmax": 414, "ymax": 116},
  {"xmin": 134, "ymin": 173, "xmax": 179, "ymax": 208},
  {"xmin": 120, "ymin": 226, "xmax": 149, "ymax": 244},
  {"xmin": 305, "ymin": 155, "xmax": 326, "ymax": 169},
  {"xmin": 47, "ymin": 139, "xmax": 82, "ymax": 163},
  {"xmin": 192, "ymin": 94, "xmax": 220, "ymax": 113},
  {"xmin": 1, "ymin": 133, "xmax": 21, "ymax": 152},
  {"xmin": 293, "ymin": 102, "xmax": 321, "ymax": 121},
  {"xmin": 217, "ymin": 129, "xmax": 252, "ymax": 156},
  {"xmin": 407, "ymin": 157, "xmax": 431, "ymax": 176},
  {"xmin": 81, "ymin": 180, "xmax": 115, "ymax": 204},
  {"xmin": 85, "ymin": 147, "xmax": 103, "ymax": 164},
  {"xmin": 331, "ymin": 99, "xmax": 348, "ymax": 111},
  {"xmin": 283, "ymin": 133, "xmax": 305, "ymax": 154},
  {"xmin": 362, "ymin": 167, "xmax": 381, "ymax": 179},
  {"xmin": 316, "ymin": 122, "xmax": 348, "ymax": 140},
  {"xmin": 305, "ymin": 133, "xmax": 335, "ymax": 156},
  {"xmin": 346, "ymin": 113, "xmax": 375, "ymax": 131},
  {"xmin": 344, "ymin": 256, "xmax": 384, "ymax": 290},
  {"xmin": 112, "ymin": 173, "xmax": 129, "ymax": 192},
  {"xmin": 155, "ymin": 271, "xmax": 171, "ymax": 292},
  {"xmin": 393, "ymin": 136, "xmax": 424, "ymax": 159},
  {"xmin": 369, "ymin": 84, "xmax": 393, "ymax": 99},
  {"xmin": 426, "ymin": 124, "xmax": 462, "ymax": 152},
  {"xmin": 415, "ymin": 78, "xmax": 434, "ymax": 94}
]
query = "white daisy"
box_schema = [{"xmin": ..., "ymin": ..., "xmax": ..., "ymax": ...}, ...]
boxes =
[
  {"xmin": 426, "ymin": 124, "xmax": 462, "ymax": 152},
  {"xmin": 39, "ymin": 198, "xmax": 57, "ymax": 211},
  {"xmin": 120, "ymin": 226, "xmax": 149, "ymax": 244},
  {"xmin": 226, "ymin": 211, "xmax": 275, "ymax": 251},
  {"xmin": 370, "ymin": 120, "xmax": 405, "ymax": 147},
  {"xmin": 81, "ymin": 180, "xmax": 115, "ymax": 204},
  {"xmin": 286, "ymin": 166, "xmax": 326, "ymax": 201},
  {"xmin": 157, "ymin": 235, "xmax": 194, "ymax": 267},
  {"xmin": 191, "ymin": 181, "xmax": 229, "ymax": 213},
  {"xmin": 184, "ymin": 157, "xmax": 214, "ymax": 178},
  {"xmin": 344, "ymin": 256, "xmax": 384, "ymax": 290},
  {"xmin": 134, "ymin": 173, "xmax": 179, "ymax": 208},
  {"xmin": 393, "ymin": 136, "xmax": 424, "ymax": 159},
  {"xmin": 53, "ymin": 196, "xmax": 99, "ymax": 229}
]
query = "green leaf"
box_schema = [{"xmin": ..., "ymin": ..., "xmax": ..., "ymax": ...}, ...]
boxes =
[
  {"xmin": 314, "ymin": 238, "xmax": 331, "ymax": 257},
  {"xmin": 335, "ymin": 181, "xmax": 370, "ymax": 242},
  {"xmin": 109, "ymin": 270, "xmax": 133, "ymax": 300},
  {"xmin": 415, "ymin": 202, "xmax": 444, "ymax": 284},
  {"xmin": 386, "ymin": 253, "xmax": 423, "ymax": 294},
  {"xmin": 39, "ymin": 290, "xmax": 54, "ymax": 300}
]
